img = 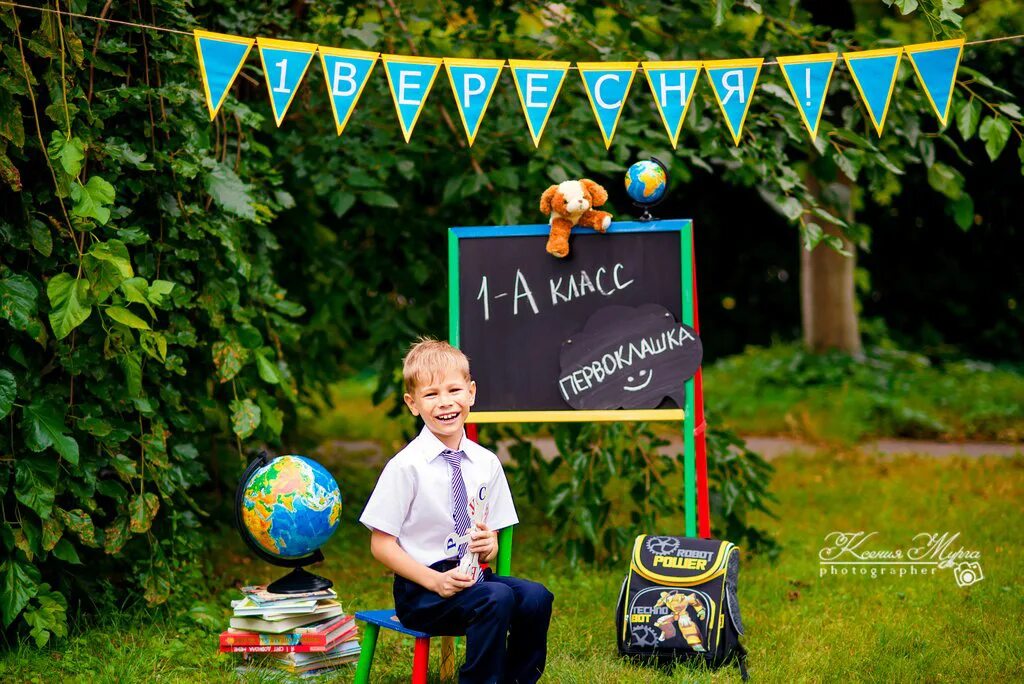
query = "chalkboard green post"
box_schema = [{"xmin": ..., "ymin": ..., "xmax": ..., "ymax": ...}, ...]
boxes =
[{"xmin": 680, "ymin": 222, "xmax": 697, "ymax": 537}]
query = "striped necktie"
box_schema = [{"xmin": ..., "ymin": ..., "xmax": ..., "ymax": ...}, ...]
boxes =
[{"xmin": 441, "ymin": 449, "xmax": 470, "ymax": 557}]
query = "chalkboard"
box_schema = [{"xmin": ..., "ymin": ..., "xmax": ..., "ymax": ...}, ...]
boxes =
[{"xmin": 448, "ymin": 220, "xmax": 697, "ymax": 422}]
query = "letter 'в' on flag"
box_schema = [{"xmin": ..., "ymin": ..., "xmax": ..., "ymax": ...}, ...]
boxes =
[
  {"xmin": 642, "ymin": 61, "xmax": 702, "ymax": 148},
  {"xmin": 704, "ymin": 58, "xmax": 764, "ymax": 146},
  {"xmin": 578, "ymin": 62, "xmax": 638, "ymax": 148},
  {"xmin": 382, "ymin": 55, "xmax": 443, "ymax": 142},
  {"xmin": 318, "ymin": 48, "xmax": 378, "ymax": 136},
  {"xmin": 776, "ymin": 53, "xmax": 838, "ymax": 142},
  {"xmin": 843, "ymin": 48, "xmax": 902, "ymax": 136},
  {"xmin": 257, "ymin": 38, "xmax": 318, "ymax": 126},
  {"xmin": 509, "ymin": 60, "xmax": 570, "ymax": 147},
  {"xmin": 194, "ymin": 30, "xmax": 255, "ymax": 120},
  {"xmin": 444, "ymin": 58, "xmax": 505, "ymax": 146},
  {"xmin": 904, "ymin": 39, "xmax": 965, "ymax": 127}
]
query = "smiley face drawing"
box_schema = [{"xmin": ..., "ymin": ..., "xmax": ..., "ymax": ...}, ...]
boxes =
[{"xmin": 623, "ymin": 369, "xmax": 654, "ymax": 392}]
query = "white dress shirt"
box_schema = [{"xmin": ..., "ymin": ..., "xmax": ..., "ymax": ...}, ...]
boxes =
[{"xmin": 359, "ymin": 427, "xmax": 519, "ymax": 567}]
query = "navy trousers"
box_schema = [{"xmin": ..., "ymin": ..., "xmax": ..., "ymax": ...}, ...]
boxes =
[{"xmin": 394, "ymin": 561, "xmax": 554, "ymax": 684}]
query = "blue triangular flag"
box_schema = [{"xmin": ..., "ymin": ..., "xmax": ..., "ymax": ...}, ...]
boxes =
[
  {"xmin": 444, "ymin": 58, "xmax": 504, "ymax": 146},
  {"xmin": 642, "ymin": 61, "xmax": 702, "ymax": 148},
  {"xmin": 319, "ymin": 48, "xmax": 378, "ymax": 136},
  {"xmin": 905, "ymin": 39, "xmax": 964, "ymax": 127},
  {"xmin": 194, "ymin": 30, "xmax": 255, "ymax": 120},
  {"xmin": 578, "ymin": 62, "xmax": 638, "ymax": 148},
  {"xmin": 704, "ymin": 59, "xmax": 764, "ymax": 145},
  {"xmin": 843, "ymin": 48, "xmax": 903, "ymax": 136},
  {"xmin": 257, "ymin": 38, "xmax": 318, "ymax": 127},
  {"xmin": 776, "ymin": 53, "xmax": 838, "ymax": 141},
  {"xmin": 382, "ymin": 55, "xmax": 443, "ymax": 142},
  {"xmin": 508, "ymin": 60, "xmax": 570, "ymax": 147}
]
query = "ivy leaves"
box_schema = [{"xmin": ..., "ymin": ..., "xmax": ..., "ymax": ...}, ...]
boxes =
[{"xmin": 46, "ymin": 273, "xmax": 92, "ymax": 340}]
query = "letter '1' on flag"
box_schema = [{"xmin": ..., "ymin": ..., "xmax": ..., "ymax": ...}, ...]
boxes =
[
  {"xmin": 256, "ymin": 38, "xmax": 318, "ymax": 127},
  {"xmin": 642, "ymin": 61, "xmax": 702, "ymax": 148},
  {"xmin": 318, "ymin": 48, "xmax": 378, "ymax": 136},
  {"xmin": 843, "ymin": 48, "xmax": 903, "ymax": 136},
  {"xmin": 194, "ymin": 30, "xmax": 255, "ymax": 120},
  {"xmin": 508, "ymin": 60, "xmax": 571, "ymax": 147},
  {"xmin": 776, "ymin": 53, "xmax": 838, "ymax": 142},
  {"xmin": 443, "ymin": 58, "xmax": 505, "ymax": 146},
  {"xmin": 704, "ymin": 58, "xmax": 764, "ymax": 146},
  {"xmin": 577, "ymin": 62, "xmax": 638, "ymax": 148},
  {"xmin": 904, "ymin": 39, "xmax": 964, "ymax": 127},
  {"xmin": 382, "ymin": 55, "xmax": 443, "ymax": 142}
]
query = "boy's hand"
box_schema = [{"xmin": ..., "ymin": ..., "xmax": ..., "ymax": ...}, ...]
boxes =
[
  {"xmin": 468, "ymin": 522, "xmax": 498, "ymax": 561},
  {"xmin": 434, "ymin": 568, "xmax": 475, "ymax": 598}
]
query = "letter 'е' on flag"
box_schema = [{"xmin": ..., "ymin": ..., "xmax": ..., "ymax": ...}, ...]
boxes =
[
  {"xmin": 704, "ymin": 58, "xmax": 764, "ymax": 146},
  {"xmin": 776, "ymin": 53, "xmax": 838, "ymax": 142},
  {"xmin": 578, "ymin": 62, "xmax": 638, "ymax": 148},
  {"xmin": 904, "ymin": 39, "xmax": 965, "ymax": 127},
  {"xmin": 509, "ymin": 60, "xmax": 571, "ymax": 147},
  {"xmin": 319, "ymin": 48, "xmax": 379, "ymax": 136},
  {"xmin": 444, "ymin": 58, "xmax": 505, "ymax": 146},
  {"xmin": 194, "ymin": 30, "xmax": 255, "ymax": 120},
  {"xmin": 642, "ymin": 61, "xmax": 702, "ymax": 149},
  {"xmin": 382, "ymin": 55, "xmax": 444, "ymax": 143},
  {"xmin": 257, "ymin": 37, "xmax": 318, "ymax": 127},
  {"xmin": 843, "ymin": 48, "xmax": 903, "ymax": 137}
]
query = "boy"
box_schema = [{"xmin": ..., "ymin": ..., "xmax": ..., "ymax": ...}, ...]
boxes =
[{"xmin": 360, "ymin": 339, "xmax": 554, "ymax": 683}]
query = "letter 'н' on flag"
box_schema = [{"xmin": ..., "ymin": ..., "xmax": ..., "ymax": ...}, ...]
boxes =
[
  {"xmin": 318, "ymin": 48, "xmax": 378, "ymax": 136},
  {"xmin": 776, "ymin": 53, "xmax": 838, "ymax": 142},
  {"xmin": 443, "ymin": 58, "xmax": 505, "ymax": 146},
  {"xmin": 642, "ymin": 61, "xmax": 702, "ymax": 149},
  {"xmin": 382, "ymin": 55, "xmax": 444, "ymax": 142},
  {"xmin": 256, "ymin": 37, "xmax": 318, "ymax": 127},
  {"xmin": 194, "ymin": 30, "xmax": 255, "ymax": 120},
  {"xmin": 843, "ymin": 47, "xmax": 903, "ymax": 137},
  {"xmin": 578, "ymin": 62, "xmax": 638, "ymax": 148},
  {"xmin": 508, "ymin": 60, "xmax": 571, "ymax": 147},
  {"xmin": 704, "ymin": 58, "xmax": 764, "ymax": 146},
  {"xmin": 904, "ymin": 39, "xmax": 965, "ymax": 128}
]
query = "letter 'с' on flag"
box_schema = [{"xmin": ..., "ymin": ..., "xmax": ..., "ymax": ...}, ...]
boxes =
[
  {"xmin": 382, "ymin": 55, "xmax": 444, "ymax": 143},
  {"xmin": 843, "ymin": 47, "xmax": 903, "ymax": 137},
  {"xmin": 256, "ymin": 37, "xmax": 318, "ymax": 127},
  {"xmin": 642, "ymin": 61, "xmax": 702, "ymax": 149},
  {"xmin": 704, "ymin": 58, "xmax": 764, "ymax": 146},
  {"xmin": 904, "ymin": 39, "xmax": 965, "ymax": 128},
  {"xmin": 443, "ymin": 58, "xmax": 505, "ymax": 146},
  {"xmin": 194, "ymin": 30, "xmax": 255, "ymax": 120},
  {"xmin": 577, "ymin": 62, "xmax": 638, "ymax": 148},
  {"xmin": 508, "ymin": 60, "xmax": 571, "ymax": 147},
  {"xmin": 318, "ymin": 48, "xmax": 378, "ymax": 136},
  {"xmin": 776, "ymin": 53, "xmax": 838, "ymax": 142}
]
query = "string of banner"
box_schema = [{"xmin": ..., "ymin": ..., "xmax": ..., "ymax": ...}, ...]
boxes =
[{"xmin": 196, "ymin": 30, "xmax": 975, "ymax": 148}]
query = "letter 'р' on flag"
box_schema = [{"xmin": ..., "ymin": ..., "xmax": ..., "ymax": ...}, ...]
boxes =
[
  {"xmin": 194, "ymin": 30, "xmax": 255, "ymax": 120},
  {"xmin": 578, "ymin": 62, "xmax": 638, "ymax": 149},
  {"xmin": 443, "ymin": 58, "xmax": 506, "ymax": 146},
  {"xmin": 382, "ymin": 55, "xmax": 444, "ymax": 143},
  {"xmin": 843, "ymin": 47, "xmax": 903, "ymax": 137},
  {"xmin": 904, "ymin": 39, "xmax": 965, "ymax": 128},
  {"xmin": 776, "ymin": 53, "xmax": 838, "ymax": 142},
  {"xmin": 508, "ymin": 60, "xmax": 571, "ymax": 147},
  {"xmin": 704, "ymin": 58, "xmax": 764, "ymax": 146},
  {"xmin": 257, "ymin": 37, "xmax": 319, "ymax": 127},
  {"xmin": 318, "ymin": 48, "xmax": 379, "ymax": 136},
  {"xmin": 642, "ymin": 61, "xmax": 702, "ymax": 149}
]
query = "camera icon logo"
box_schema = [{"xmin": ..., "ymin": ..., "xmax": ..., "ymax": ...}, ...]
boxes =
[{"xmin": 954, "ymin": 561, "xmax": 984, "ymax": 587}]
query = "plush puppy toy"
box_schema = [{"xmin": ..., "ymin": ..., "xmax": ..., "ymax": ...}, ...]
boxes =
[{"xmin": 540, "ymin": 179, "xmax": 613, "ymax": 258}]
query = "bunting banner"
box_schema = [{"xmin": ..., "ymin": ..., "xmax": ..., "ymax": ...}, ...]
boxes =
[
  {"xmin": 382, "ymin": 55, "xmax": 443, "ymax": 142},
  {"xmin": 904, "ymin": 39, "xmax": 965, "ymax": 127},
  {"xmin": 642, "ymin": 61, "xmax": 702, "ymax": 149},
  {"xmin": 577, "ymin": 62, "xmax": 639, "ymax": 148},
  {"xmin": 843, "ymin": 47, "xmax": 903, "ymax": 137},
  {"xmin": 194, "ymin": 30, "xmax": 255, "ymax": 120},
  {"xmin": 776, "ymin": 53, "xmax": 838, "ymax": 142},
  {"xmin": 444, "ymin": 58, "xmax": 505, "ymax": 146},
  {"xmin": 257, "ymin": 38, "xmax": 318, "ymax": 127},
  {"xmin": 704, "ymin": 58, "xmax": 764, "ymax": 146},
  {"xmin": 318, "ymin": 47, "xmax": 378, "ymax": 136},
  {"xmin": 509, "ymin": 60, "xmax": 571, "ymax": 147}
]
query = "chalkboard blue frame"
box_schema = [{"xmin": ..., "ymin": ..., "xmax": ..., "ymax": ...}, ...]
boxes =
[{"xmin": 448, "ymin": 219, "xmax": 695, "ymax": 424}]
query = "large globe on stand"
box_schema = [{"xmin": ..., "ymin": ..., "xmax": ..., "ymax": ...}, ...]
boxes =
[
  {"xmin": 235, "ymin": 453, "xmax": 343, "ymax": 593},
  {"xmin": 624, "ymin": 158, "xmax": 669, "ymax": 220}
]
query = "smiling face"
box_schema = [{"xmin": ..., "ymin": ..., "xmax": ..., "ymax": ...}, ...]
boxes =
[
  {"xmin": 623, "ymin": 368, "xmax": 654, "ymax": 392},
  {"xmin": 404, "ymin": 369, "xmax": 476, "ymax": 449}
]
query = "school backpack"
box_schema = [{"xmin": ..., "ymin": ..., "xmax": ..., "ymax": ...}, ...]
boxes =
[{"xmin": 616, "ymin": 534, "xmax": 748, "ymax": 680}]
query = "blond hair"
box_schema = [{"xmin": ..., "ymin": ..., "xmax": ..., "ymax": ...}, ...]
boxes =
[{"xmin": 403, "ymin": 338, "xmax": 471, "ymax": 394}]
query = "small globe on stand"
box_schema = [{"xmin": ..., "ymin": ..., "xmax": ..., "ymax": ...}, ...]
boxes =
[
  {"xmin": 235, "ymin": 452, "xmax": 343, "ymax": 594},
  {"xmin": 624, "ymin": 157, "xmax": 669, "ymax": 222}
]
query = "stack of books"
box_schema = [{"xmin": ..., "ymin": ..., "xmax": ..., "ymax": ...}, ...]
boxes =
[{"xmin": 219, "ymin": 585, "xmax": 360, "ymax": 676}]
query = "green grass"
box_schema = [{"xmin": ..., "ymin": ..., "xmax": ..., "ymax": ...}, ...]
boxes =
[
  {"xmin": 3, "ymin": 448, "xmax": 1022, "ymax": 682},
  {"xmin": 704, "ymin": 344, "xmax": 1024, "ymax": 444}
]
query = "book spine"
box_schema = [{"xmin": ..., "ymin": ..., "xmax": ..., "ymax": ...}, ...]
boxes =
[
  {"xmin": 219, "ymin": 644, "xmax": 332, "ymax": 654},
  {"xmin": 220, "ymin": 634, "xmax": 301, "ymax": 647}
]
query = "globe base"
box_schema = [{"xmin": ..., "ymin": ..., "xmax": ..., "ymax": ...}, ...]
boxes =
[
  {"xmin": 634, "ymin": 204, "xmax": 657, "ymax": 222},
  {"xmin": 267, "ymin": 566, "xmax": 334, "ymax": 595}
]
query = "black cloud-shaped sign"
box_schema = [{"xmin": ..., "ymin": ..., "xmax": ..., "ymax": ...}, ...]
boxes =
[{"xmin": 557, "ymin": 304, "xmax": 702, "ymax": 410}]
